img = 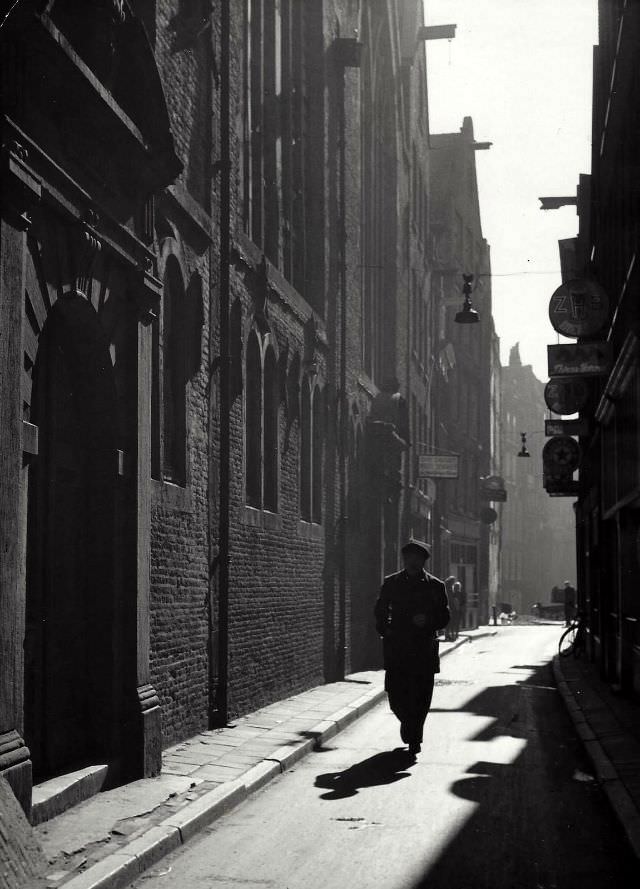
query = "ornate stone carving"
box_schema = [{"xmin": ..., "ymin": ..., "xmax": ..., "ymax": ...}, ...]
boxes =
[
  {"xmin": 72, "ymin": 210, "xmax": 103, "ymax": 297},
  {"xmin": 1, "ymin": 138, "xmax": 40, "ymax": 230}
]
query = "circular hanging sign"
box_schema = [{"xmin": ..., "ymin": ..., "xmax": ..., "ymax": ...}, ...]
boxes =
[
  {"xmin": 543, "ymin": 436, "xmax": 580, "ymax": 475},
  {"xmin": 480, "ymin": 507, "xmax": 498, "ymax": 525},
  {"xmin": 548, "ymin": 279, "xmax": 609, "ymax": 338},
  {"xmin": 544, "ymin": 377, "xmax": 589, "ymax": 415}
]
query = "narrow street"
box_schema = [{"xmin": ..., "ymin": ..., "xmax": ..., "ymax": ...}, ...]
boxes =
[{"xmin": 131, "ymin": 626, "xmax": 638, "ymax": 889}]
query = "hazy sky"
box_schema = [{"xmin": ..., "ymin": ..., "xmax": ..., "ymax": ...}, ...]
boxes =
[{"xmin": 425, "ymin": 0, "xmax": 598, "ymax": 381}]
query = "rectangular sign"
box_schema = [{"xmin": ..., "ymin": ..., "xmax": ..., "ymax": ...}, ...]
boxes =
[
  {"xmin": 480, "ymin": 488, "xmax": 507, "ymax": 502},
  {"xmin": 545, "ymin": 418, "xmax": 590, "ymax": 437},
  {"xmin": 544, "ymin": 479, "xmax": 580, "ymax": 497},
  {"xmin": 418, "ymin": 455, "xmax": 459, "ymax": 479},
  {"xmin": 547, "ymin": 342, "xmax": 611, "ymax": 377}
]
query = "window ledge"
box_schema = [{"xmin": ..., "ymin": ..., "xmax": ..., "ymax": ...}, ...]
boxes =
[
  {"xmin": 152, "ymin": 479, "xmax": 193, "ymax": 512},
  {"xmin": 297, "ymin": 520, "xmax": 324, "ymax": 541},
  {"xmin": 241, "ymin": 505, "xmax": 283, "ymax": 530}
]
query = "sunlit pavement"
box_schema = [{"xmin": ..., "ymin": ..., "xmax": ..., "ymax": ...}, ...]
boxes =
[{"xmin": 131, "ymin": 626, "xmax": 639, "ymax": 889}]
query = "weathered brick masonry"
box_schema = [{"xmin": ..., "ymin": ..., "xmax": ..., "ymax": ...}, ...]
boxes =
[{"xmin": 0, "ymin": 1, "xmax": 498, "ymax": 819}]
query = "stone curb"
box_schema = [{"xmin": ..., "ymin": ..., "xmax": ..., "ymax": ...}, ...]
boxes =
[
  {"xmin": 553, "ymin": 655, "xmax": 640, "ymax": 861},
  {"xmin": 55, "ymin": 637, "xmax": 476, "ymax": 889}
]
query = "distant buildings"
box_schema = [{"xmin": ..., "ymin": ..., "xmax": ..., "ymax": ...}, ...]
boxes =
[
  {"xmin": 501, "ymin": 346, "xmax": 575, "ymax": 614},
  {"xmin": 429, "ymin": 117, "xmax": 496, "ymax": 627}
]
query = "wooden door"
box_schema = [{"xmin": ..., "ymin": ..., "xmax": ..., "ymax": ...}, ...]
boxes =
[{"xmin": 25, "ymin": 298, "xmax": 118, "ymax": 782}]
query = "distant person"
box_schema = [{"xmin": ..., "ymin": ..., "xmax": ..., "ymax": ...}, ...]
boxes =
[
  {"xmin": 454, "ymin": 580, "xmax": 465, "ymax": 630},
  {"xmin": 551, "ymin": 584, "xmax": 561, "ymax": 604},
  {"xmin": 374, "ymin": 539, "xmax": 450, "ymax": 755},
  {"xmin": 444, "ymin": 576, "xmax": 459, "ymax": 640},
  {"xmin": 563, "ymin": 580, "xmax": 576, "ymax": 626}
]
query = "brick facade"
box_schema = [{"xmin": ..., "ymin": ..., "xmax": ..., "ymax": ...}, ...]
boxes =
[{"xmin": 0, "ymin": 0, "xmax": 501, "ymax": 816}]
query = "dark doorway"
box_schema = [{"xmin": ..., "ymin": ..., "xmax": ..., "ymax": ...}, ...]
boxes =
[{"xmin": 24, "ymin": 293, "xmax": 119, "ymax": 782}]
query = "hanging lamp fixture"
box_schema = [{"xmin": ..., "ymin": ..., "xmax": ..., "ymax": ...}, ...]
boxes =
[{"xmin": 455, "ymin": 273, "xmax": 480, "ymax": 324}]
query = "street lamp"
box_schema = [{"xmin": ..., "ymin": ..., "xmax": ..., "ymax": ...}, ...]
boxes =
[{"xmin": 455, "ymin": 274, "xmax": 480, "ymax": 324}]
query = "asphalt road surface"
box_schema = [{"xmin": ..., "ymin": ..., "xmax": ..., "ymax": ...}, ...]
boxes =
[{"xmin": 131, "ymin": 626, "xmax": 639, "ymax": 889}]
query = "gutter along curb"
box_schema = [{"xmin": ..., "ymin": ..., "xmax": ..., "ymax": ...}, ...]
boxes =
[{"xmin": 553, "ymin": 655, "xmax": 640, "ymax": 861}]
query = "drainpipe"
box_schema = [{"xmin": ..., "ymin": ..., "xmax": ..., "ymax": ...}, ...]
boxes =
[
  {"xmin": 215, "ymin": 0, "xmax": 231, "ymax": 725},
  {"xmin": 335, "ymin": 37, "xmax": 362, "ymax": 680}
]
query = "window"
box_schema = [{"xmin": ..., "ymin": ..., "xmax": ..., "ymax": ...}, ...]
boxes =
[
  {"xmin": 245, "ymin": 332, "xmax": 263, "ymax": 507},
  {"xmin": 312, "ymin": 387, "xmax": 324, "ymax": 524},
  {"xmin": 245, "ymin": 331, "xmax": 280, "ymax": 511},
  {"xmin": 162, "ymin": 258, "xmax": 187, "ymax": 485},
  {"xmin": 300, "ymin": 378, "xmax": 324, "ymax": 523},
  {"xmin": 242, "ymin": 1, "xmax": 321, "ymax": 306},
  {"xmin": 263, "ymin": 346, "xmax": 279, "ymax": 511},
  {"xmin": 362, "ymin": 6, "xmax": 396, "ymax": 384}
]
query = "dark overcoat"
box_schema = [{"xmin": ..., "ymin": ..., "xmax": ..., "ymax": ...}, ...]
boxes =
[{"xmin": 374, "ymin": 569, "xmax": 450, "ymax": 675}]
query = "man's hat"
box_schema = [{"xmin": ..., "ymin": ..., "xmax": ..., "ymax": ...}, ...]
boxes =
[{"xmin": 401, "ymin": 538, "xmax": 431, "ymax": 559}]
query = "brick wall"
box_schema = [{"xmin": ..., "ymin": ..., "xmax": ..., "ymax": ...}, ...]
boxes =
[
  {"xmin": 147, "ymin": 1, "xmax": 215, "ymax": 748},
  {"xmin": 146, "ymin": 0, "xmax": 438, "ymax": 743}
]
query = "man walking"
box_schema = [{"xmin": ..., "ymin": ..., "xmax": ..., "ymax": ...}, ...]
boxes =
[{"xmin": 374, "ymin": 540, "xmax": 450, "ymax": 755}]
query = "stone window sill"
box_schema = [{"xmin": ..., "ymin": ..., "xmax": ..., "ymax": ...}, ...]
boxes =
[
  {"xmin": 241, "ymin": 505, "xmax": 283, "ymax": 530},
  {"xmin": 152, "ymin": 479, "xmax": 193, "ymax": 512},
  {"xmin": 297, "ymin": 520, "xmax": 324, "ymax": 541}
]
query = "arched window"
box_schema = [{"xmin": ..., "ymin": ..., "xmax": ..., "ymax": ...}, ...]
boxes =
[
  {"xmin": 162, "ymin": 258, "xmax": 187, "ymax": 485},
  {"xmin": 245, "ymin": 331, "xmax": 263, "ymax": 508},
  {"xmin": 312, "ymin": 387, "xmax": 324, "ymax": 524},
  {"xmin": 245, "ymin": 332, "xmax": 280, "ymax": 511},
  {"xmin": 300, "ymin": 379, "xmax": 323, "ymax": 524},
  {"xmin": 300, "ymin": 379, "xmax": 312, "ymax": 520},
  {"xmin": 361, "ymin": 6, "xmax": 397, "ymax": 385},
  {"xmin": 263, "ymin": 346, "xmax": 279, "ymax": 512}
]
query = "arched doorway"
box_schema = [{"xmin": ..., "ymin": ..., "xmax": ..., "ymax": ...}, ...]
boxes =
[{"xmin": 24, "ymin": 293, "xmax": 119, "ymax": 782}]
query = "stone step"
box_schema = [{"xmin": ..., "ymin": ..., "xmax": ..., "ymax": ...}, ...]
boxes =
[{"xmin": 31, "ymin": 764, "xmax": 109, "ymax": 825}]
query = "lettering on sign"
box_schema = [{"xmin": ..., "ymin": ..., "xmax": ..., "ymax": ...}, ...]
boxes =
[
  {"xmin": 548, "ymin": 279, "xmax": 609, "ymax": 338},
  {"xmin": 547, "ymin": 342, "xmax": 611, "ymax": 377},
  {"xmin": 479, "ymin": 475, "xmax": 507, "ymax": 502},
  {"xmin": 418, "ymin": 455, "xmax": 459, "ymax": 479},
  {"xmin": 545, "ymin": 479, "xmax": 580, "ymax": 497},
  {"xmin": 545, "ymin": 418, "xmax": 589, "ymax": 437}
]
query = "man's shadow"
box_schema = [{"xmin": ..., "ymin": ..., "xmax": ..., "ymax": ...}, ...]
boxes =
[{"xmin": 315, "ymin": 748, "xmax": 415, "ymax": 800}]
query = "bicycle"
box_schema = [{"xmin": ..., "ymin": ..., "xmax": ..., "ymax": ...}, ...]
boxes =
[{"xmin": 558, "ymin": 612, "xmax": 587, "ymax": 658}]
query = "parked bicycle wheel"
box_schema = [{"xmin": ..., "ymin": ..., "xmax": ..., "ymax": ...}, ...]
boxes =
[{"xmin": 559, "ymin": 624, "xmax": 577, "ymax": 657}]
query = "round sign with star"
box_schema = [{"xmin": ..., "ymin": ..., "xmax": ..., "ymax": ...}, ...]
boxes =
[{"xmin": 543, "ymin": 436, "xmax": 580, "ymax": 475}]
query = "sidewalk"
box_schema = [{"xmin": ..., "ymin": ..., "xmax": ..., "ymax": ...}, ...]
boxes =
[
  {"xmin": 34, "ymin": 628, "xmax": 495, "ymax": 889},
  {"xmin": 554, "ymin": 653, "xmax": 640, "ymax": 860}
]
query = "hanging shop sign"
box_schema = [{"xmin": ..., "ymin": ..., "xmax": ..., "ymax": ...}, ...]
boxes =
[
  {"xmin": 418, "ymin": 455, "xmax": 459, "ymax": 479},
  {"xmin": 480, "ymin": 507, "xmax": 498, "ymax": 525},
  {"xmin": 548, "ymin": 278, "xmax": 609, "ymax": 338},
  {"xmin": 545, "ymin": 418, "xmax": 590, "ymax": 437},
  {"xmin": 479, "ymin": 475, "xmax": 507, "ymax": 502},
  {"xmin": 543, "ymin": 436, "xmax": 581, "ymax": 476},
  {"xmin": 547, "ymin": 342, "xmax": 611, "ymax": 377},
  {"xmin": 544, "ymin": 479, "xmax": 580, "ymax": 497},
  {"xmin": 544, "ymin": 377, "xmax": 590, "ymax": 415}
]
